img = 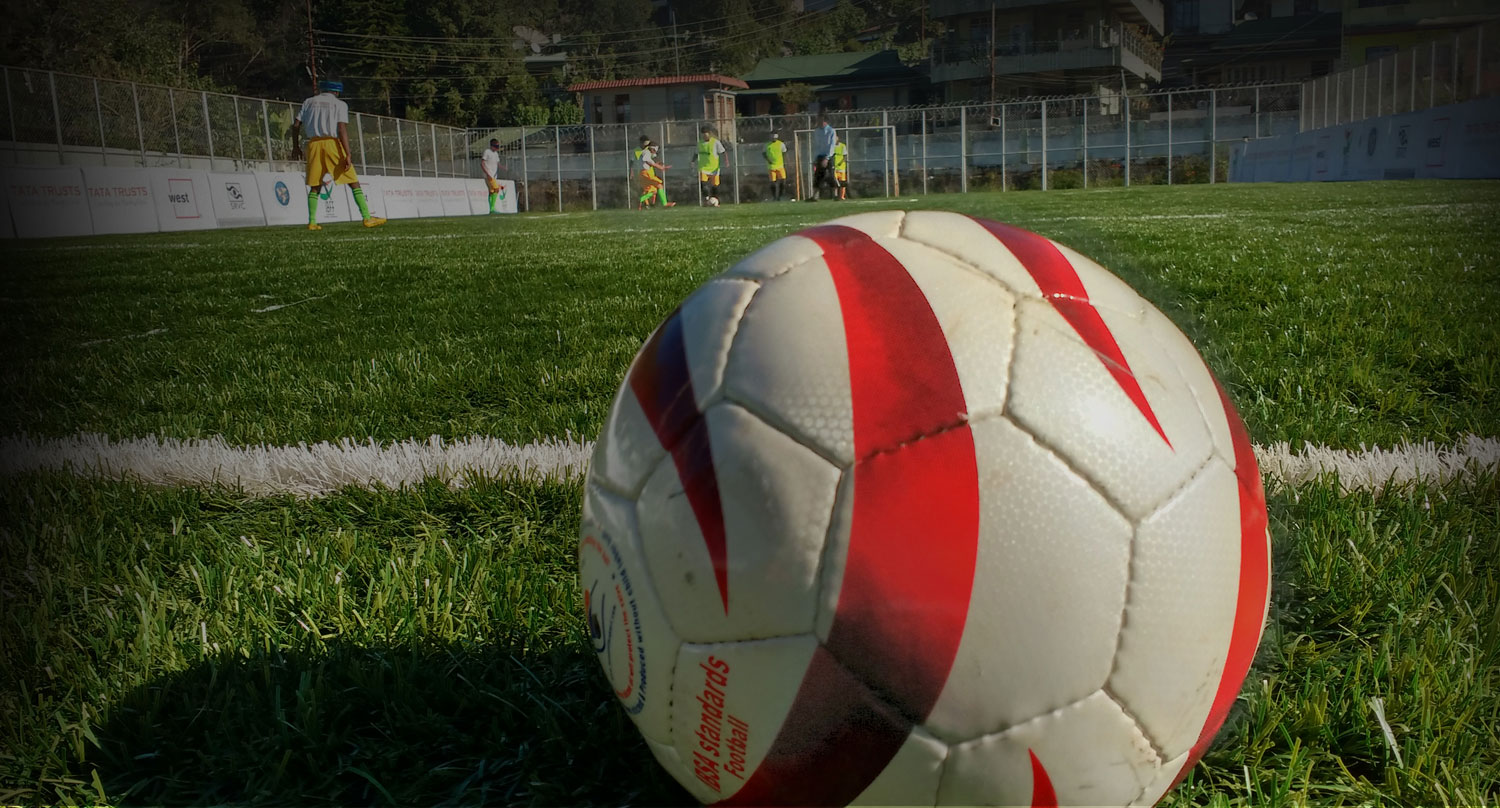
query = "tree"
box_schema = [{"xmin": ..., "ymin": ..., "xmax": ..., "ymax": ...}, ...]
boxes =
[{"xmin": 777, "ymin": 81, "xmax": 815, "ymax": 112}]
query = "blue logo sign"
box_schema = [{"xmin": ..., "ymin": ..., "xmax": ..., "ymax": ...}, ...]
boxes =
[{"xmin": 274, "ymin": 181, "xmax": 290, "ymax": 206}]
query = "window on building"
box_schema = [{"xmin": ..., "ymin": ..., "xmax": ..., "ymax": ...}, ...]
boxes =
[
  {"xmin": 614, "ymin": 94, "xmax": 631, "ymax": 123},
  {"xmin": 1170, "ymin": 0, "xmax": 1200, "ymax": 34},
  {"xmin": 592, "ymin": 96, "xmax": 603, "ymax": 124},
  {"xmin": 671, "ymin": 91, "xmax": 691, "ymax": 120}
]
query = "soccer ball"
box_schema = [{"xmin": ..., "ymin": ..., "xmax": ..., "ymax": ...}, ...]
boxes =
[
  {"xmin": 579, "ymin": 211, "xmax": 1270, "ymax": 806},
  {"xmin": 709, "ymin": 196, "xmax": 721, "ymax": 207}
]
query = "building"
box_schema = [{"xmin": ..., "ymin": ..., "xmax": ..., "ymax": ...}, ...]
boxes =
[
  {"xmin": 928, "ymin": 0, "xmax": 1167, "ymax": 102},
  {"xmin": 1340, "ymin": 0, "xmax": 1496, "ymax": 66},
  {"xmin": 566, "ymin": 75, "xmax": 747, "ymax": 125},
  {"xmin": 736, "ymin": 51, "xmax": 930, "ymax": 115},
  {"xmin": 1162, "ymin": 0, "xmax": 1343, "ymax": 86}
]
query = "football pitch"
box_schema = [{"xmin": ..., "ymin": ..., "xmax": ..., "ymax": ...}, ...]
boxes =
[{"xmin": 2, "ymin": 181, "xmax": 1497, "ymax": 805}]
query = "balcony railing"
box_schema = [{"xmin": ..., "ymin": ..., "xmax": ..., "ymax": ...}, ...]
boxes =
[{"xmin": 932, "ymin": 23, "xmax": 1163, "ymax": 83}]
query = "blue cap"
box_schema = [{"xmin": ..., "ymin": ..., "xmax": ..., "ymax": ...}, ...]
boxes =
[{"xmin": 318, "ymin": 79, "xmax": 343, "ymax": 94}]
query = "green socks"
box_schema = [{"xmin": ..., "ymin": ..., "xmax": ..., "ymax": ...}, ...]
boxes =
[
  {"xmin": 489, "ymin": 193, "xmax": 497, "ymax": 213},
  {"xmin": 307, "ymin": 189, "xmax": 319, "ymax": 224},
  {"xmin": 351, "ymin": 188, "xmax": 371, "ymax": 220}
]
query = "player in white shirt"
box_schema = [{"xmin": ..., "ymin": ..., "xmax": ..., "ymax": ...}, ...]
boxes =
[
  {"xmin": 481, "ymin": 138, "xmax": 504, "ymax": 213},
  {"xmin": 290, "ymin": 79, "xmax": 384, "ymax": 230}
]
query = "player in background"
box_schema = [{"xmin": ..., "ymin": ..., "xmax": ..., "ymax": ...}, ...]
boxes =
[
  {"xmin": 831, "ymin": 137, "xmax": 849, "ymax": 200},
  {"xmin": 693, "ymin": 126, "xmax": 728, "ymax": 206},
  {"xmin": 763, "ymin": 132, "xmax": 788, "ymax": 202},
  {"xmin": 808, "ymin": 115, "xmax": 837, "ymax": 201},
  {"xmin": 635, "ymin": 137, "xmax": 674, "ymax": 209},
  {"xmin": 290, "ymin": 79, "xmax": 385, "ymax": 230},
  {"xmin": 480, "ymin": 138, "xmax": 504, "ymax": 214}
]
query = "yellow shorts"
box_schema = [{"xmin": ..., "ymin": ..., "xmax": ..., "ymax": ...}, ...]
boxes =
[
  {"xmin": 699, "ymin": 172, "xmax": 720, "ymax": 185},
  {"xmin": 486, "ymin": 178, "xmax": 500, "ymax": 194},
  {"xmin": 639, "ymin": 169, "xmax": 663, "ymax": 191},
  {"xmin": 305, "ymin": 137, "xmax": 357, "ymax": 186},
  {"xmin": 835, "ymin": 170, "xmax": 848, "ymax": 182},
  {"xmin": 768, "ymin": 168, "xmax": 786, "ymax": 181}
]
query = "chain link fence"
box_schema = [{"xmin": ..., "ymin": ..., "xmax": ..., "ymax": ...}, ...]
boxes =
[
  {"xmin": 1301, "ymin": 19, "xmax": 1500, "ymax": 130},
  {"xmin": 474, "ymin": 83, "xmax": 1303, "ymax": 211},
  {"xmin": 0, "ymin": 66, "xmax": 472, "ymax": 177}
]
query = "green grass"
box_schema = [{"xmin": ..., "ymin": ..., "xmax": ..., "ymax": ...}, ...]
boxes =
[
  {"xmin": 2, "ymin": 181, "xmax": 1497, "ymax": 448},
  {"xmin": 2, "ymin": 472, "xmax": 1496, "ymax": 806},
  {"xmin": 2, "ymin": 181, "xmax": 1499, "ymax": 806}
]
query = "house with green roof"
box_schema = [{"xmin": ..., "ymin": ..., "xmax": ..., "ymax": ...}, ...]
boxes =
[{"xmin": 737, "ymin": 50, "xmax": 930, "ymax": 116}]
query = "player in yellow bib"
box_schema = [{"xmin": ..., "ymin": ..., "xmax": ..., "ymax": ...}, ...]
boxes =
[
  {"xmin": 634, "ymin": 136, "xmax": 674, "ymax": 209},
  {"xmin": 763, "ymin": 132, "xmax": 788, "ymax": 202},
  {"xmin": 693, "ymin": 126, "xmax": 728, "ymax": 206},
  {"xmin": 290, "ymin": 79, "xmax": 384, "ymax": 230},
  {"xmin": 832, "ymin": 139, "xmax": 849, "ymax": 200}
]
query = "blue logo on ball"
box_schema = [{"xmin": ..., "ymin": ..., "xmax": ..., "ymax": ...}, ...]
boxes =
[{"xmin": 274, "ymin": 181, "xmax": 290, "ymax": 206}]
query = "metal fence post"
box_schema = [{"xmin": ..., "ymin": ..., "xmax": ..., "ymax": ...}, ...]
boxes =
[
  {"xmin": 396, "ymin": 119, "xmax": 406, "ymax": 176},
  {"xmin": 355, "ymin": 114, "xmax": 366, "ymax": 173},
  {"xmin": 202, "ymin": 92, "xmax": 215, "ymax": 169},
  {"xmin": 555, "ymin": 125, "xmax": 563, "ymax": 212},
  {"xmin": 3, "ymin": 69, "xmax": 15, "ymax": 161},
  {"xmin": 920, "ymin": 110, "xmax": 928, "ymax": 195},
  {"xmin": 377, "ymin": 116, "xmax": 387, "ymax": 173},
  {"xmin": 882, "ymin": 109, "xmax": 891, "ymax": 198},
  {"xmin": 1082, "ymin": 99, "xmax": 1088, "ymax": 189},
  {"xmin": 623, "ymin": 123, "xmax": 631, "ymax": 208},
  {"xmin": 1209, "ymin": 90, "xmax": 1216, "ymax": 184},
  {"xmin": 731, "ymin": 131, "xmax": 740, "ymax": 204},
  {"xmin": 94, "ymin": 79, "xmax": 107, "ymax": 160},
  {"xmin": 48, "ymin": 71, "xmax": 64, "ymax": 162},
  {"xmin": 1000, "ymin": 103, "xmax": 1007, "ymax": 191},
  {"xmin": 1376, "ymin": 61, "xmax": 1383, "ymax": 117},
  {"xmin": 959, "ymin": 106, "xmax": 967, "ymax": 193},
  {"xmin": 1476, "ymin": 25, "xmax": 1488, "ymax": 97},
  {"xmin": 1124, "ymin": 94, "xmax": 1131, "ymax": 186},
  {"xmin": 1410, "ymin": 48, "xmax": 1417, "ymax": 112},
  {"xmin": 261, "ymin": 98, "xmax": 273, "ymax": 164},
  {"xmin": 431, "ymin": 123, "xmax": 439, "ymax": 177},
  {"xmin": 1256, "ymin": 86, "xmax": 1263, "ymax": 137},
  {"xmin": 520, "ymin": 127, "xmax": 529, "ymax": 211},
  {"xmin": 1167, "ymin": 91, "xmax": 1173, "ymax": 185},
  {"xmin": 1040, "ymin": 99, "xmax": 1048, "ymax": 191},
  {"xmin": 133, "ymin": 82, "xmax": 149, "ymax": 164},
  {"xmin": 168, "ymin": 90, "xmax": 183, "ymax": 166},
  {"xmin": 1452, "ymin": 33, "xmax": 1459, "ymax": 105},
  {"xmin": 589, "ymin": 126, "xmax": 597, "ymax": 210},
  {"xmin": 233, "ymin": 96, "xmax": 245, "ymax": 162},
  {"xmin": 1430, "ymin": 41, "xmax": 1437, "ymax": 109}
]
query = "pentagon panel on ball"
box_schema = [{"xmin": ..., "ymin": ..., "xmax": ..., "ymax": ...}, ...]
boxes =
[{"xmin": 579, "ymin": 211, "xmax": 1271, "ymax": 807}]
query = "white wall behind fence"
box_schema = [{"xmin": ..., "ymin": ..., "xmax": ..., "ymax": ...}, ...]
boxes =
[
  {"xmin": 1230, "ymin": 96, "xmax": 1500, "ymax": 183},
  {"xmin": 2, "ymin": 165, "xmax": 516, "ymax": 238}
]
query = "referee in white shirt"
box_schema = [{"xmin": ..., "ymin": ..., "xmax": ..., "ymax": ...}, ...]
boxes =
[{"xmin": 290, "ymin": 79, "xmax": 385, "ymax": 230}]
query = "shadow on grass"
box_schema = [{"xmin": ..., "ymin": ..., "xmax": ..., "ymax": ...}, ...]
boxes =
[{"xmin": 80, "ymin": 640, "xmax": 695, "ymax": 806}]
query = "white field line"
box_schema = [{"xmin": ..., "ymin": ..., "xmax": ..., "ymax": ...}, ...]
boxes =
[
  {"xmin": 79, "ymin": 328, "xmax": 167, "ymax": 347},
  {"xmin": 253, "ymin": 294, "xmax": 328, "ymax": 313},
  {"xmin": 1, "ymin": 432, "xmax": 1495, "ymax": 498}
]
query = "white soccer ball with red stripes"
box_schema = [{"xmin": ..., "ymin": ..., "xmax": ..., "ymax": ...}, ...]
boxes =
[{"xmin": 579, "ymin": 211, "xmax": 1270, "ymax": 807}]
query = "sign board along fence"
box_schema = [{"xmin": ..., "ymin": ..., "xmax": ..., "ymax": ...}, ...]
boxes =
[{"xmin": 2, "ymin": 164, "xmax": 515, "ymax": 238}]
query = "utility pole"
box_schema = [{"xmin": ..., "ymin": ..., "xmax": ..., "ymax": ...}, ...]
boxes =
[
  {"xmin": 671, "ymin": 6, "xmax": 681, "ymax": 76},
  {"xmin": 306, "ymin": 0, "xmax": 317, "ymax": 91}
]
